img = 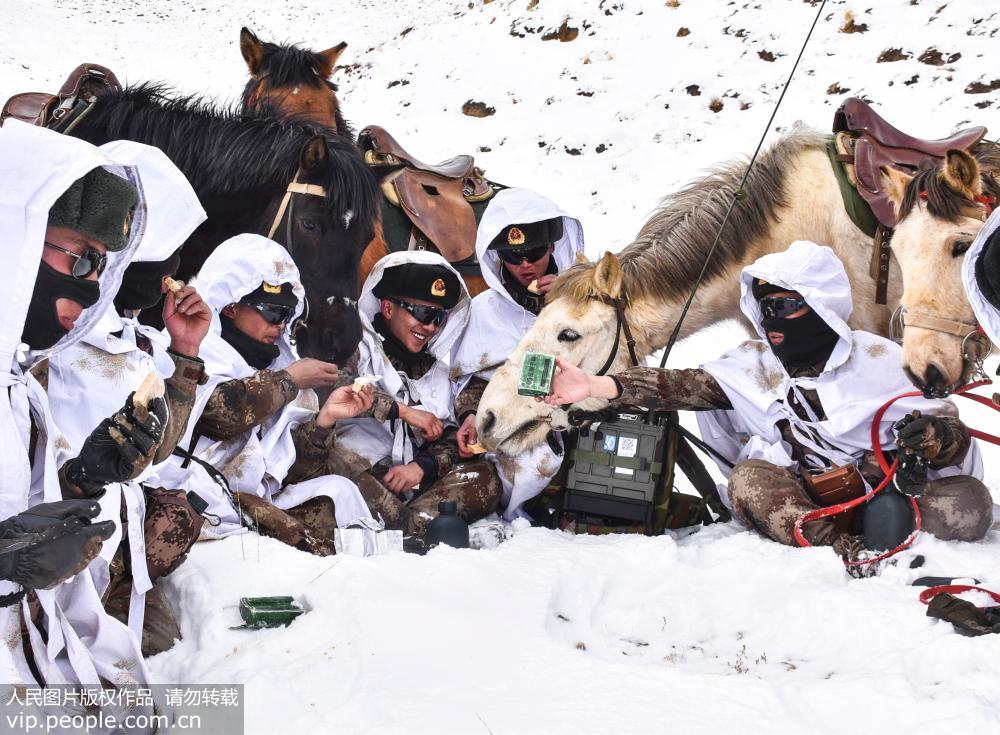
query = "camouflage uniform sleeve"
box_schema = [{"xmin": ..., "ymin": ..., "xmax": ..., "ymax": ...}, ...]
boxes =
[
  {"xmin": 154, "ymin": 350, "xmax": 207, "ymax": 464},
  {"xmin": 194, "ymin": 370, "xmax": 299, "ymax": 441},
  {"xmin": 283, "ymin": 418, "xmax": 337, "ymax": 486},
  {"xmin": 611, "ymin": 367, "xmax": 733, "ymax": 411},
  {"xmin": 455, "ymin": 376, "xmax": 488, "ymax": 421}
]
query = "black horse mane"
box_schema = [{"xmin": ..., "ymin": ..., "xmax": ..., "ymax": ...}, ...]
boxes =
[
  {"xmin": 244, "ymin": 41, "xmax": 337, "ymax": 92},
  {"xmin": 239, "ymin": 40, "xmax": 353, "ymax": 139},
  {"xmin": 81, "ymin": 83, "xmax": 376, "ymax": 229}
]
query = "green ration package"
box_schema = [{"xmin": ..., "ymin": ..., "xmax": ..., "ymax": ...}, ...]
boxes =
[
  {"xmin": 234, "ymin": 596, "xmax": 304, "ymax": 629},
  {"xmin": 518, "ymin": 352, "xmax": 556, "ymax": 397}
]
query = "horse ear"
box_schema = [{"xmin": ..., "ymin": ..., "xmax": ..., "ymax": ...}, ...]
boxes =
[
  {"xmin": 368, "ymin": 162, "xmax": 404, "ymax": 184},
  {"xmin": 593, "ymin": 252, "xmax": 623, "ymax": 300},
  {"xmin": 240, "ymin": 27, "xmax": 265, "ymax": 76},
  {"xmin": 574, "ymin": 252, "xmax": 590, "ymax": 265},
  {"xmin": 939, "ymin": 149, "xmax": 983, "ymax": 199},
  {"xmin": 300, "ymin": 135, "xmax": 328, "ymax": 172},
  {"xmin": 316, "ymin": 42, "xmax": 348, "ymax": 78},
  {"xmin": 879, "ymin": 165, "xmax": 913, "ymax": 213}
]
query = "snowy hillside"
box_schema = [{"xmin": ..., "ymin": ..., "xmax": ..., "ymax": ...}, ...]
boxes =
[{"xmin": 3, "ymin": 1, "xmax": 999, "ymax": 733}]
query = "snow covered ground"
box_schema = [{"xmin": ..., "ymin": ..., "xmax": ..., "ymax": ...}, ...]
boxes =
[{"xmin": 2, "ymin": 1, "xmax": 999, "ymax": 733}]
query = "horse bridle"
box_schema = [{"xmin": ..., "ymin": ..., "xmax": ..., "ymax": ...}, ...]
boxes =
[
  {"xmin": 266, "ymin": 168, "xmax": 358, "ymax": 335},
  {"xmin": 889, "ymin": 305, "xmax": 991, "ymax": 388},
  {"xmin": 594, "ymin": 293, "xmax": 639, "ymax": 375}
]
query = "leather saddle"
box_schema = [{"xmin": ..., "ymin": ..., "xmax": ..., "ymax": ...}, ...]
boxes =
[
  {"xmin": 358, "ymin": 125, "xmax": 497, "ymax": 264},
  {"xmin": 833, "ymin": 97, "xmax": 987, "ymax": 228},
  {"xmin": 1, "ymin": 63, "xmax": 120, "ymax": 130}
]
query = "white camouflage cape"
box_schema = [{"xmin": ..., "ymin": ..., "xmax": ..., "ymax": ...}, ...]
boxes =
[
  {"xmin": 0, "ymin": 121, "xmax": 155, "ymax": 698},
  {"xmin": 452, "ymin": 188, "xmax": 584, "ymax": 519},
  {"xmin": 155, "ymin": 235, "xmax": 370, "ymax": 537},
  {"xmin": 695, "ymin": 240, "xmax": 983, "ymax": 508},
  {"xmin": 335, "ymin": 251, "xmax": 470, "ymax": 468}
]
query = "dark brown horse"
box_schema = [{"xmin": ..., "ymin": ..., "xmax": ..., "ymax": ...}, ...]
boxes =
[
  {"xmin": 68, "ymin": 83, "xmax": 390, "ymax": 363},
  {"xmin": 239, "ymin": 27, "xmax": 491, "ymax": 297}
]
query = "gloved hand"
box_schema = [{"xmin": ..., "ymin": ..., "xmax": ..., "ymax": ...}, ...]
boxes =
[
  {"xmin": 894, "ymin": 452, "xmax": 930, "ymax": 497},
  {"xmin": 893, "ymin": 410, "xmax": 954, "ymax": 461},
  {"xmin": 63, "ymin": 392, "xmax": 168, "ymax": 498},
  {"xmin": 0, "ymin": 500, "xmax": 115, "ymax": 597}
]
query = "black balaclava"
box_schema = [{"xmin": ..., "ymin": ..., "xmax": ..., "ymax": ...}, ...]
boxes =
[
  {"xmin": 220, "ymin": 315, "xmax": 280, "ymax": 369},
  {"xmin": 761, "ymin": 306, "xmax": 840, "ymax": 369},
  {"xmin": 114, "ymin": 252, "xmax": 181, "ymax": 314},
  {"xmin": 21, "ymin": 262, "xmax": 100, "ymax": 350}
]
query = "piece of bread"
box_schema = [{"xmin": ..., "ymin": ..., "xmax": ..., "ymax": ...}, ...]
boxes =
[
  {"xmin": 133, "ymin": 372, "xmax": 165, "ymax": 408},
  {"xmin": 465, "ymin": 442, "xmax": 488, "ymax": 454},
  {"xmin": 351, "ymin": 375, "xmax": 379, "ymax": 392},
  {"xmin": 163, "ymin": 276, "xmax": 184, "ymax": 293},
  {"xmin": 527, "ymin": 279, "xmax": 540, "ymax": 294}
]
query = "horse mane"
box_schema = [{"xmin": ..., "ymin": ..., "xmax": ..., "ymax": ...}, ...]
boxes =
[
  {"xmin": 239, "ymin": 40, "xmax": 353, "ymax": 139},
  {"xmin": 83, "ymin": 84, "xmax": 376, "ymax": 232},
  {"xmin": 550, "ymin": 127, "xmax": 828, "ymax": 305},
  {"xmin": 898, "ymin": 144, "xmax": 1000, "ymax": 223}
]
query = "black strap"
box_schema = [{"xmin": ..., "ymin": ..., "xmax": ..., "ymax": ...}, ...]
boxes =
[
  {"xmin": 595, "ymin": 296, "xmax": 639, "ymax": 375},
  {"xmin": 0, "ymin": 589, "xmax": 26, "ymax": 608},
  {"xmin": 170, "ymin": 446, "xmax": 258, "ymax": 533}
]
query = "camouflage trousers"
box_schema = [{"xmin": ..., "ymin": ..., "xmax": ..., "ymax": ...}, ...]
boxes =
[
  {"xmin": 356, "ymin": 459, "xmax": 502, "ymax": 537},
  {"xmin": 728, "ymin": 459, "xmax": 994, "ymax": 547},
  {"xmin": 104, "ymin": 487, "xmax": 205, "ymax": 656},
  {"xmin": 231, "ymin": 492, "xmax": 338, "ymax": 557}
]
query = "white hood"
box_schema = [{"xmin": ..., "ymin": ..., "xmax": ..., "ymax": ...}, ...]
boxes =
[
  {"xmin": 962, "ymin": 207, "xmax": 1000, "ymax": 348},
  {"xmin": 453, "ymin": 187, "xmax": 584, "ymax": 379},
  {"xmin": 192, "ymin": 233, "xmax": 306, "ymax": 379},
  {"xmin": 697, "ymin": 241, "xmax": 981, "ymax": 488},
  {"xmin": 358, "ymin": 250, "xmax": 471, "ymax": 363},
  {"xmin": 738, "ymin": 240, "xmax": 854, "ymax": 374}
]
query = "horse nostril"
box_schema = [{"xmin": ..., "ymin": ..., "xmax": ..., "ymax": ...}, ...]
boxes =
[
  {"xmin": 481, "ymin": 410, "xmax": 496, "ymax": 436},
  {"xmin": 921, "ymin": 364, "xmax": 949, "ymax": 398}
]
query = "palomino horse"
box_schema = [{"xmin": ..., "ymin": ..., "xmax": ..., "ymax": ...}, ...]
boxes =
[
  {"xmin": 880, "ymin": 147, "xmax": 1000, "ymax": 396},
  {"xmin": 66, "ymin": 84, "xmax": 388, "ymax": 364},
  {"xmin": 238, "ymin": 27, "xmax": 491, "ymax": 297},
  {"xmin": 475, "ymin": 127, "xmax": 952, "ymax": 456}
]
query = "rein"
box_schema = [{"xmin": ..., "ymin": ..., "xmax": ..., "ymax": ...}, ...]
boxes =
[{"xmin": 793, "ymin": 379, "xmax": 1000, "ymax": 568}]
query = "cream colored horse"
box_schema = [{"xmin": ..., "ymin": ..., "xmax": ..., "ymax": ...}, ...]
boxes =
[
  {"xmin": 475, "ymin": 130, "xmax": 998, "ymax": 456},
  {"xmin": 879, "ymin": 149, "xmax": 999, "ymax": 396}
]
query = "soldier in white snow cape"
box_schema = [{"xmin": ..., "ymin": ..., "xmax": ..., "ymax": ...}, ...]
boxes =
[
  {"xmin": 334, "ymin": 251, "xmax": 501, "ymax": 537},
  {"xmin": 155, "ymin": 234, "xmax": 372, "ymax": 555},
  {"xmin": 451, "ymin": 188, "xmax": 585, "ymax": 520},
  {"xmin": 0, "ymin": 121, "xmax": 171, "ymax": 715},
  {"xmin": 46, "ymin": 140, "xmax": 212, "ymax": 656},
  {"xmin": 546, "ymin": 241, "xmax": 992, "ymax": 561}
]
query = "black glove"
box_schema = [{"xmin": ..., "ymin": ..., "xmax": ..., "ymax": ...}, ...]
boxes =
[
  {"xmin": 894, "ymin": 452, "xmax": 929, "ymax": 497},
  {"xmin": 0, "ymin": 500, "xmax": 116, "ymax": 600},
  {"xmin": 894, "ymin": 410, "xmax": 954, "ymax": 461},
  {"xmin": 63, "ymin": 392, "xmax": 168, "ymax": 498}
]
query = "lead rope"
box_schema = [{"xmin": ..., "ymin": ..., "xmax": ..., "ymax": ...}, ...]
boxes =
[
  {"xmin": 793, "ymin": 379, "xmax": 1000, "ymax": 569},
  {"xmin": 659, "ymin": 0, "xmax": 828, "ymax": 369}
]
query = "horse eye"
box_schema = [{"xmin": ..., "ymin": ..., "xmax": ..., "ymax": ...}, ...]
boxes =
[
  {"xmin": 300, "ymin": 219, "xmax": 317, "ymax": 232},
  {"xmin": 952, "ymin": 239, "xmax": 972, "ymax": 258},
  {"xmin": 558, "ymin": 329, "xmax": 580, "ymax": 342}
]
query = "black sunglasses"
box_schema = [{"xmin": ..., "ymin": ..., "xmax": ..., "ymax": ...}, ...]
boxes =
[
  {"xmin": 44, "ymin": 241, "xmax": 107, "ymax": 279},
  {"xmin": 389, "ymin": 298, "xmax": 448, "ymax": 327},
  {"xmin": 759, "ymin": 296, "xmax": 808, "ymax": 319},
  {"xmin": 496, "ymin": 245, "xmax": 550, "ymax": 265},
  {"xmin": 246, "ymin": 301, "xmax": 296, "ymax": 326}
]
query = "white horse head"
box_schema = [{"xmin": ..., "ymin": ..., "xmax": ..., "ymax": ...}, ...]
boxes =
[
  {"xmin": 882, "ymin": 148, "xmax": 998, "ymax": 396},
  {"xmin": 477, "ymin": 252, "xmax": 652, "ymax": 455}
]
